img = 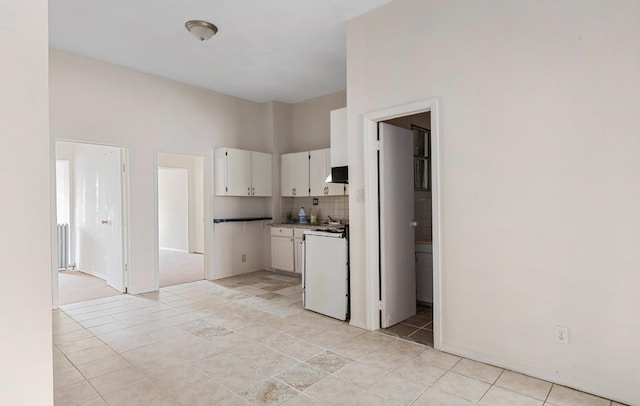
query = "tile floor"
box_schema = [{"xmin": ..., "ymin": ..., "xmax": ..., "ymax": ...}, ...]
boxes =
[
  {"xmin": 380, "ymin": 304, "xmax": 433, "ymax": 346},
  {"xmin": 53, "ymin": 270, "xmax": 623, "ymax": 405}
]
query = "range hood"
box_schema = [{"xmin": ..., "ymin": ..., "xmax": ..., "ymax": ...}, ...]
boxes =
[{"xmin": 326, "ymin": 166, "xmax": 348, "ymax": 184}]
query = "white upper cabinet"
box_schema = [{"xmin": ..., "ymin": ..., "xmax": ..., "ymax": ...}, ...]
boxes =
[
  {"xmin": 215, "ymin": 148, "xmax": 272, "ymax": 196},
  {"xmin": 309, "ymin": 149, "xmax": 327, "ymax": 196},
  {"xmin": 330, "ymin": 107, "xmax": 347, "ymax": 167},
  {"xmin": 281, "ymin": 151, "xmax": 309, "ymax": 197},
  {"xmin": 251, "ymin": 151, "xmax": 272, "ymax": 197},
  {"xmin": 310, "ymin": 149, "xmax": 343, "ymax": 196}
]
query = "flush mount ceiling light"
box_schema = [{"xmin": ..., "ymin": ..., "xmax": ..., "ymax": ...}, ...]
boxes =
[{"xmin": 185, "ymin": 20, "xmax": 218, "ymax": 42}]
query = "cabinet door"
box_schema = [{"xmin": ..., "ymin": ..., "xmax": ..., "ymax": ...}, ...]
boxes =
[
  {"xmin": 281, "ymin": 152, "xmax": 309, "ymax": 197},
  {"xmin": 214, "ymin": 148, "xmax": 227, "ymax": 196},
  {"xmin": 309, "ymin": 149, "xmax": 327, "ymax": 197},
  {"xmin": 226, "ymin": 148, "xmax": 252, "ymax": 196},
  {"xmin": 330, "ymin": 108, "xmax": 347, "ymax": 167},
  {"xmin": 251, "ymin": 151, "xmax": 272, "ymax": 196},
  {"xmin": 325, "ymin": 148, "xmax": 345, "ymax": 196},
  {"xmin": 294, "ymin": 237, "xmax": 303, "ymax": 273},
  {"xmin": 271, "ymin": 236, "xmax": 294, "ymax": 272}
]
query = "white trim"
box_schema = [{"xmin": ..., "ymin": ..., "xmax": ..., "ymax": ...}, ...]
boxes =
[
  {"xmin": 440, "ymin": 343, "xmax": 633, "ymax": 405},
  {"xmin": 153, "ymin": 147, "xmax": 213, "ymax": 291},
  {"xmin": 362, "ymin": 98, "xmax": 442, "ymax": 350}
]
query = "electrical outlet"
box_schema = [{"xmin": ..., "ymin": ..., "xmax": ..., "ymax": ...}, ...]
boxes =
[
  {"xmin": 313, "ymin": 198, "xmax": 318, "ymax": 205},
  {"xmin": 241, "ymin": 254, "xmax": 246, "ymax": 263},
  {"xmin": 555, "ymin": 325, "xmax": 569, "ymax": 344}
]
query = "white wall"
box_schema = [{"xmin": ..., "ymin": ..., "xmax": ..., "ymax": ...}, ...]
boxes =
[
  {"xmin": 158, "ymin": 168, "xmax": 189, "ymax": 252},
  {"xmin": 347, "ymin": 0, "xmax": 640, "ymax": 403},
  {"xmin": 291, "ymin": 90, "xmax": 346, "ymax": 152},
  {"xmin": 0, "ymin": 0, "xmax": 53, "ymax": 403},
  {"xmin": 50, "ymin": 49, "xmax": 274, "ymax": 292},
  {"xmin": 158, "ymin": 153, "xmax": 205, "ymax": 253}
]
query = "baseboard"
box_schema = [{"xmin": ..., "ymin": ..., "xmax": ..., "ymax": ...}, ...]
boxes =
[
  {"xmin": 210, "ymin": 267, "xmax": 264, "ymax": 280},
  {"xmin": 127, "ymin": 286, "xmax": 157, "ymax": 295},
  {"xmin": 439, "ymin": 343, "xmax": 635, "ymax": 405}
]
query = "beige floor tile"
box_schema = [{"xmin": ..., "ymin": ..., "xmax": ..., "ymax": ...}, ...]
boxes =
[
  {"xmin": 278, "ymin": 340, "xmax": 324, "ymax": 361},
  {"xmin": 257, "ymin": 331, "xmax": 299, "ymax": 350},
  {"xmin": 413, "ymin": 387, "xmax": 474, "ymax": 405},
  {"xmin": 248, "ymin": 350, "xmax": 298, "ymax": 375},
  {"xmin": 213, "ymin": 365, "xmax": 268, "ymax": 394},
  {"xmin": 480, "ymin": 386, "xmax": 544, "ymax": 406},
  {"xmin": 306, "ymin": 350, "xmax": 354, "ymax": 373},
  {"xmin": 56, "ymin": 336, "xmax": 105, "ymax": 355},
  {"xmin": 152, "ymin": 364, "xmax": 209, "ymax": 392},
  {"xmin": 370, "ymin": 370, "xmax": 429, "ymax": 404},
  {"xmin": 65, "ymin": 343, "xmax": 116, "ymax": 365},
  {"xmin": 89, "ymin": 366, "xmax": 148, "ymax": 395},
  {"xmin": 54, "ymin": 366, "xmax": 85, "ymax": 389},
  {"xmin": 53, "ymin": 354, "xmax": 74, "ymax": 372},
  {"xmin": 54, "ymin": 380, "xmax": 100, "ymax": 406},
  {"xmin": 546, "ymin": 385, "xmax": 611, "ymax": 406},
  {"xmin": 146, "ymin": 396, "xmax": 181, "ymax": 406},
  {"xmin": 392, "ymin": 357, "xmax": 447, "ymax": 385},
  {"xmin": 170, "ymin": 379, "xmax": 234, "ymax": 406},
  {"xmin": 280, "ymin": 393, "xmax": 322, "ymax": 405},
  {"xmin": 332, "ymin": 360, "xmax": 393, "ymax": 388},
  {"xmin": 303, "ymin": 375, "xmax": 367, "ymax": 404},
  {"xmin": 53, "ymin": 328, "xmax": 94, "ymax": 345},
  {"xmin": 495, "ymin": 370, "xmax": 552, "ymax": 400},
  {"xmin": 383, "ymin": 337, "xmax": 426, "ymax": 357},
  {"xmin": 417, "ymin": 347, "xmax": 462, "ymax": 370},
  {"xmin": 276, "ymin": 362, "xmax": 328, "ymax": 391},
  {"xmin": 451, "ymin": 358, "xmax": 504, "ymax": 384},
  {"xmin": 241, "ymin": 378, "xmax": 300, "ymax": 405},
  {"xmin": 76, "ymin": 397, "xmax": 108, "ymax": 406},
  {"xmin": 102, "ymin": 381, "xmax": 167, "ymax": 406},
  {"xmin": 75, "ymin": 354, "xmax": 131, "ymax": 379},
  {"xmin": 433, "ymin": 371, "xmax": 491, "ymax": 402}
]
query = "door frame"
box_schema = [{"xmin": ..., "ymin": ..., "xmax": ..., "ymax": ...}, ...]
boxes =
[
  {"xmin": 363, "ymin": 98, "xmax": 442, "ymax": 349},
  {"xmin": 153, "ymin": 148, "xmax": 212, "ymax": 290},
  {"xmin": 51, "ymin": 139, "xmax": 130, "ymax": 309}
]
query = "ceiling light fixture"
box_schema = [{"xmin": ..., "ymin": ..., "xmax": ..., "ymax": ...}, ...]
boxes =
[{"xmin": 185, "ymin": 20, "xmax": 218, "ymax": 42}]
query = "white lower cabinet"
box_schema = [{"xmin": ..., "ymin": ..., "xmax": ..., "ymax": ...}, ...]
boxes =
[
  {"xmin": 293, "ymin": 228, "xmax": 305, "ymax": 273},
  {"xmin": 271, "ymin": 227, "xmax": 307, "ymax": 273},
  {"xmin": 271, "ymin": 227, "xmax": 294, "ymax": 272}
]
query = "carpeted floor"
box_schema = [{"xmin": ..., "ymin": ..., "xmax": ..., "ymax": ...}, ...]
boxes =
[
  {"xmin": 58, "ymin": 271, "xmax": 121, "ymax": 305},
  {"xmin": 159, "ymin": 249, "xmax": 204, "ymax": 288}
]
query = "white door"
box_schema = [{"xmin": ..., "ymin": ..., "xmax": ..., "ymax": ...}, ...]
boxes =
[
  {"xmin": 379, "ymin": 123, "xmax": 416, "ymax": 327},
  {"xmin": 251, "ymin": 151, "xmax": 272, "ymax": 196},
  {"xmin": 271, "ymin": 236, "xmax": 294, "ymax": 271},
  {"xmin": 101, "ymin": 148, "xmax": 125, "ymax": 292},
  {"xmin": 226, "ymin": 148, "xmax": 252, "ymax": 196}
]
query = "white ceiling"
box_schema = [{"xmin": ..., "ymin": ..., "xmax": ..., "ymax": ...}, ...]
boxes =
[{"xmin": 49, "ymin": 0, "xmax": 392, "ymax": 103}]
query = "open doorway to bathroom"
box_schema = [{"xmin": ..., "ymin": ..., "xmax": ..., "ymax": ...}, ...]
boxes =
[
  {"xmin": 157, "ymin": 152, "xmax": 205, "ymax": 287},
  {"xmin": 377, "ymin": 113, "xmax": 434, "ymax": 346},
  {"xmin": 55, "ymin": 141, "xmax": 126, "ymax": 305}
]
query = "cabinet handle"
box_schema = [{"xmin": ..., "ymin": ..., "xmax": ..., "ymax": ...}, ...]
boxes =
[
  {"xmin": 292, "ymin": 187, "xmax": 296, "ymax": 196},
  {"xmin": 248, "ymin": 186, "xmax": 251, "ymax": 196},
  {"xmin": 252, "ymin": 186, "xmax": 255, "ymax": 196}
]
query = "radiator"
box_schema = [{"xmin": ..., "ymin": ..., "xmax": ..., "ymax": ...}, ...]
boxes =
[{"xmin": 57, "ymin": 223, "xmax": 69, "ymax": 270}]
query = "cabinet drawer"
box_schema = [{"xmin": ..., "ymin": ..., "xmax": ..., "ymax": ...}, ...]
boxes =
[
  {"xmin": 271, "ymin": 227, "xmax": 294, "ymax": 237},
  {"xmin": 294, "ymin": 228, "xmax": 306, "ymax": 239}
]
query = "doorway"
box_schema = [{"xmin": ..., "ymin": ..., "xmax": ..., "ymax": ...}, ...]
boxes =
[
  {"xmin": 378, "ymin": 115, "xmax": 434, "ymax": 346},
  {"xmin": 54, "ymin": 141, "xmax": 127, "ymax": 305},
  {"xmin": 157, "ymin": 152, "xmax": 205, "ymax": 287},
  {"xmin": 363, "ymin": 99, "xmax": 442, "ymax": 349}
]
